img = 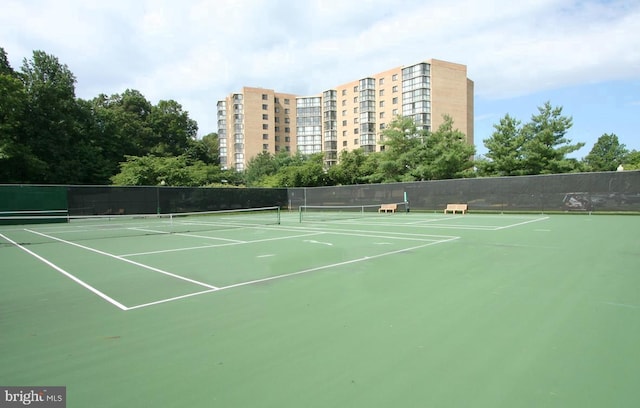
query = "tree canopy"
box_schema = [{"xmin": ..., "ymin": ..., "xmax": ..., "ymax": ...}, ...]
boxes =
[{"xmin": 1, "ymin": 46, "xmax": 637, "ymax": 188}]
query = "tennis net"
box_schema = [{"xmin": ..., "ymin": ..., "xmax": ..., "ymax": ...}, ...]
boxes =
[
  {"xmin": 0, "ymin": 206, "xmax": 281, "ymax": 246},
  {"xmin": 299, "ymin": 202, "xmax": 408, "ymax": 222}
]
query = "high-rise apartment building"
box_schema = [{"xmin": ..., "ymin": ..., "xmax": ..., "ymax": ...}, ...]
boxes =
[{"xmin": 217, "ymin": 59, "xmax": 473, "ymax": 170}]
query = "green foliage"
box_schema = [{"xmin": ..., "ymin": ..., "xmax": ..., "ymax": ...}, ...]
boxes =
[
  {"xmin": 272, "ymin": 153, "xmax": 328, "ymax": 187},
  {"xmin": 187, "ymin": 133, "xmax": 219, "ymax": 165},
  {"xmin": 326, "ymin": 149, "xmax": 370, "ymax": 185},
  {"xmin": 521, "ymin": 102, "xmax": 583, "ymax": 174},
  {"xmin": 148, "ymin": 99, "xmax": 198, "ymax": 156},
  {"xmin": 478, "ymin": 114, "xmax": 526, "ymax": 176},
  {"xmin": 369, "ymin": 116, "xmax": 425, "ymax": 182},
  {"xmin": 481, "ymin": 102, "xmax": 584, "ymax": 176},
  {"xmin": 414, "ymin": 115, "xmax": 476, "ymax": 180},
  {"xmin": 583, "ymin": 133, "xmax": 628, "ymax": 172},
  {"xmin": 0, "ymin": 46, "xmax": 213, "ymax": 185},
  {"xmin": 111, "ymin": 155, "xmax": 222, "ymax": 187},
  {"xmin": 366, "ymin": 115, "xmax": 474, "ymax": 182},
  {"xmin": 621, "ymin": 150, "xmax": 640, "ymax": 170},
  {"xmin": 0, "ymin": 48, "xmax": 32, "ymax": 179}
]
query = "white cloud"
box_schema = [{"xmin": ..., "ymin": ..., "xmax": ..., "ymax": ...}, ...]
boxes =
[{"xmin": 1, "ymin": 0, "xmax": 639, "ymax": 136}]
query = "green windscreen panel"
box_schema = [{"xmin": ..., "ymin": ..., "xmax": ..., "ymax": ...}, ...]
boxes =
[{"xmin": 0, "ymin": 185, "xmax": 68, "ymax": 212}]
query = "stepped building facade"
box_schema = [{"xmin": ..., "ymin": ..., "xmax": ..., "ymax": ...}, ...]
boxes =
[{"xmin": 216, "ymin": 59, "xmax": 473, "ymax": 170}]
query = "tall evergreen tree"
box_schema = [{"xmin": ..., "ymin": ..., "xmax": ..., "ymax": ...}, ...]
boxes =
[{"xmin": 584, "ymin": 133, "xmax": 628, "ymax": 172}]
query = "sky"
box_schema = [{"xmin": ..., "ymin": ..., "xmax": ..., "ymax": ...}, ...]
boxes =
[{"xmin": 2, "ymin": 0, "xmax": 639, "ymax": 159}]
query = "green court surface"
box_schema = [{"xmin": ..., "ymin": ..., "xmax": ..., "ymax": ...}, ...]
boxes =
[{"xmin": 1, "ymin": 212, "xmax": 639, "ymax": 407}]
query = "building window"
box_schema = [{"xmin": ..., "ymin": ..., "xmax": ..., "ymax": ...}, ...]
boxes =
[
  {"xmin": 341, "ymin": 89, "xmax": 346, "ymax": 96},
  {"xmin": 284, "ymin": 99, "xmax": 290, "ymax": 105},
  {"xmin": 354, "ymin": 118, "xmax": 359, "ymax": 124},
  {"xmin": 354, "ymin": 138, "xmax": 359, "ymax": 145},
  {"xmin": 284, "ymin": 117, "xmax": 290, "ymax": 124},
  {"xmin": 342, "ymin": 99, "xmax": 346, "ymax": 106},
  {"xmin": 353, "ymin": 85, "xmax": 358, "ymax": 92},
  {"xmin": 392, "ymin": 109, "xmax": 398, "ymax": 115},
  {"xmin": 275, "ymin": 136, "xmax": 280, "ymax": 142},
  {"xmin": 392, "ymin": 85, "xmax": 398, "ymax": 93},
  {"xmin": 262, "ymin": 94, "xmax": 268, "ymax": 100},
  {"xmin": 284, "ymin": 108, "xmax": 290, "ymax": 114},
  {"xmin": 342, "ymin": 110, "xmax": 347, "ymax": 116},
  {"xmin": 392, "ymin": 74, "xmax": 398, "ymax": 81},
  {"xmin": 285, "ymin": 127, "xmax": 290, "ymax": 133},
  {"xmin": 342, "ymin": 120, "xmax": 347, "ymax": 126},
  {"xmin": 262, "ymin": 134, "xmax": 269, "ymax": 140},
  {"xmin": 342, "ymin": 131, "xmax": 347, "ymax": 137},
  {"xmin": 342, "ymin": 140, "xmax": 347, "ymax": 147},
  {"xmin": 379, "ymin": 78, "xmax": 385, "ymax": 85},
  {"xmin": 275, "ymin": 145, "xmax": 280, "ymax": 151},
  {"xmin": 274, "ymin": 97, "xmax": 279, "ymax": 103},
  {"xmin": 275, "ymin": 107, "xmax": 280, "ymax": 113},
  {"xmin": 379, "ymin": 89, "xmax": 384, "ymax": 96},
  {"xmin": 275, "ymin": 126, "xmax": 280, "ymax": 132},
  {"xmin": 262, "ymin": 114, "xmax": 268, "ymax": 120},
  {"xmin": 353, "ymin": 96, "xmax": 358, "ymax": 103},
  {"xmin": 353, "ymin": 107, "xmax": 358, "ymax": 114},
  {"xmin": 380, "ymin": 123, "xmax": 386, "ymax": 129},
  {"xmin": 262, "ymin": 144, "xmax": 268, "ymax": 150},
  {"xmin": 285, "ymin": 136, "xmax": 290, "ymax": 142},
  {"xmin": 275, "ymin": 117, "xmax": 280, "ymax": 123},
  {"xmin": 262, "ymin": 124, "xmax": 268, "ymax": 130},
  {"xmin": 379, "ymin": 101, "xmax": 385, "ymax": 108},
  {"xmin": 262, "ymin": 104, "xmax": 268, "ymax": 110},
  {"xmin": 392, "ymin": 97, "xmax": 398, "ymax": 104},
  {"xmin": 285, "ymin": 146, "xmax": 290, "ymax": 152},
  {"xmin": 354, "ymin": 128, "xmax": 359, "ymax": 134},
  {"xmin": 379, "ymin": 112, "xmax": 385, "ymax": 119}
]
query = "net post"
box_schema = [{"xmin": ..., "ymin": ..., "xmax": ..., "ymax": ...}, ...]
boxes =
[
  {"xmin": 299, "ymin": 206, "xmax": 303, "ymax": 223},
  {"xmin": 277, "ymin": 206, "xmax": 281, "ymax": 225}
]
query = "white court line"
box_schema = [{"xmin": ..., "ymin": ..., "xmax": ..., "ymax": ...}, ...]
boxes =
[
  {"xmin": 601, "ymin": 301, "xmax": 640, "ymax": 310},
  {"xmin": 0, "ymin": 233, "xmax": 128, "ymax": 310},
  {"xmin": 314, "ymin": 220, "xmax": 500, "ymax": 231},
  {"xmin": 126, "ymin": 288, "xmax": 219, "ymax": 311},
  {"xmin": 120, "ymin": 231, "xmax": 327, "ymax": 257},
  {"xmin": 121, "ymin": 226, "xmax": 452, "ymax": 258},
  {"xmin": 25, "ymin": 229, "xmax": 218, "ymax": 290},
  {"xmin": 126, "ymin": 236, "xmax": 461, "ymax": 311},
  {"xmin": 495, "ymin": 216, "xmax": 550, "ymax": 230}
]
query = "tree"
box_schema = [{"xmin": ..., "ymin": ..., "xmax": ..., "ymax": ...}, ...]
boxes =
[
  {"xmin": 187, "ymin": 133, "xmax": 219, "ymax": 165},
  {"xmin": 272, "ymin": 153, "xmax": 327, "ymax": 187},
  {"xmin": 414, "ymin": 115, "xmax": 476, "ymax": 180},
  {"xmin": 111, "ymin": 154, "xmax": 221, "ymax": 187},
  {"xmin": 621, "ymin": 150, "xmax": 640, "ymax": 170},
  {"xmin": 0, "ymin": 47, "xmax": 35, "ymax": 182},
  {"xmin": 148, "ymin": 99, "xmax": 198, "ymax": 157},
  {"xmin": 245, "ymin": 151, "xmax": 279, "ymax": 186},
  {"xmin": 326, "ymin": 149, "xmax": 370, "ymax": 185},
  {"xmin": 583, "ymin": 133, "xmax": 628, "ymax": 172},
  {"xmin": 521, "ymin": 101, "xmax": 583, "ymax": 174},
  {"xmin": 372, "ymin": 115, "xmax": 424, "ymax": 182},
  {"xmin": 478, "ymin": 114, "xmax": 526, "ymax": 176},
  {"xmin": 20, "ymin": 50, "xmax": 91, "ymax": 183}
]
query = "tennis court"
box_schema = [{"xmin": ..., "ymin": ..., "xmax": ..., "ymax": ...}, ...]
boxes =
[{"xmin": 1, "ymin": 209, "xmax": 638, "ymax": 407}]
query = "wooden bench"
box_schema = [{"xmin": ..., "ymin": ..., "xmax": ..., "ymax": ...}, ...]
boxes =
[
  {"xmin": 444, "ymin": 204, "xmax": 468, "ymax": 214},
  {"xmin": 378, "ymin": 203, "xmax": 398, "ymax": 213}
]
